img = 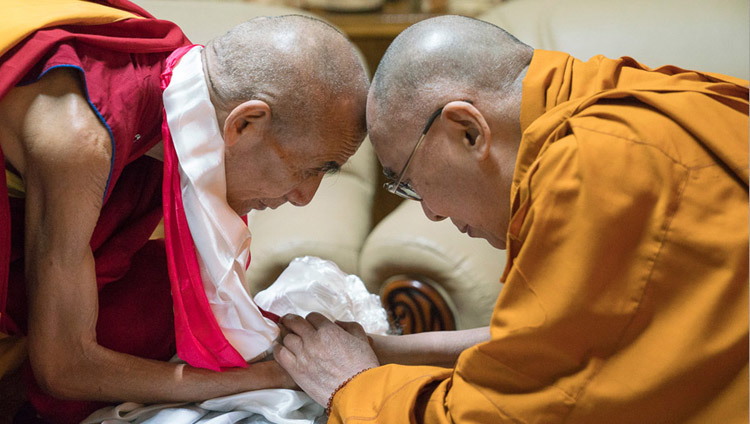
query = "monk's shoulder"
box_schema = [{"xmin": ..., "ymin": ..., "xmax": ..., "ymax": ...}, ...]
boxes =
[
  {"xmin": 0, "ymin": 67, "xmax": 111, "ymax": 180},
  {"xmin": 530, "ymin": 113, "xmax": 685, "ymax": 203},
  {"xmin": 565, "ymin": 101, "xmax": 686, "ymax": 167}
]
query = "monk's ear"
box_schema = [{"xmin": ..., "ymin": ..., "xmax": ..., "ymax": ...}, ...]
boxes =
[
  {"xmin": 223, "ymin": 100, "xmax": 271, "ymax": 147},
  {"xmin": 441, "ymin": 101, "xmax": 491, "ymax": 161}
]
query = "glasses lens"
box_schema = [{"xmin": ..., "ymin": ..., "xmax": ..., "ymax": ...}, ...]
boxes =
[{"xmin": 382, "ymin": 181, "xmax": 421, "ymax": 201}]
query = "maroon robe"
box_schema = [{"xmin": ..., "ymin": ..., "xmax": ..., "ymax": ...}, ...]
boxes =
[{"xmin": 0, "ymin": 1, "xmax": 190, "ymax": 422}]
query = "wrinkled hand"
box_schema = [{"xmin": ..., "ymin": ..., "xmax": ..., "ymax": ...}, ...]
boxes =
[{"xmin": 273, "ymin": 312, "xmax": 379, "ymax": 406}]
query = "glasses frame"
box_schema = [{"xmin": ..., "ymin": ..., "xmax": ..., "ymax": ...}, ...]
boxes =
[
  {"xmin": 384, "ymin": 100, "xmax": 473, "ymax": 201},
  {"xmin": 384, "ymin": 106, "xmax": 445, "ymax": 201}
]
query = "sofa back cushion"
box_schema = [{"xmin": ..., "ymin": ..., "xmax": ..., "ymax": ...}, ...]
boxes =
[{"xmin": 480, "ymin": 0, "xmax": 749, "ymax": 79}]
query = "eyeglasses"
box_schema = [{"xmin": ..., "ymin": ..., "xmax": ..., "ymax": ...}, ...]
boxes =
[
  {"xmin": 383, "ymin": 106, "xmax": 445, "ymax": 201},
  {"xmin": 384, "ymin": 100, "xmax": 474, "ymax": 201}
]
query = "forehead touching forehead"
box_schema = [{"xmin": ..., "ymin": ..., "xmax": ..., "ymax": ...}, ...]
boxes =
[
  {"xmin": 366, "ymin": 90, "xmax": 407, "ymax": 140},
  {"xmin": 366, "ymin": 84, "xmax": 431, "ymax": 178}
]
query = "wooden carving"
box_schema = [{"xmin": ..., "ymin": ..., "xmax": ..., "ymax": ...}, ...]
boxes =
[{"xmin": 381, "ymin": 277, "xmax": 456, "ymax": 334}]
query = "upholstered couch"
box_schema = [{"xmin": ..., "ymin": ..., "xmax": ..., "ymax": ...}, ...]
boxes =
[{"xmin": 138, "ymin": 0, "xmax": 749, "ymax": 333}]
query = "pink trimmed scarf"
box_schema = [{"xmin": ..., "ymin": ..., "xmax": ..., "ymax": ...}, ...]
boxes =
[{"xmin": 160, "ymin": 45, "xmax": 278, "ymax": 371}]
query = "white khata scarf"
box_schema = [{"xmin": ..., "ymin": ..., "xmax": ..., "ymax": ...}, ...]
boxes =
[{"xmin": 161, "ymin": 45, "xmax": 278, "ymax": 369}]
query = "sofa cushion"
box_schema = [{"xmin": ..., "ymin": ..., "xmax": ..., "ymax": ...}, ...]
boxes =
[{"xmin": 480, "ymin": 0, "xmax": 749, "ymax": 79}]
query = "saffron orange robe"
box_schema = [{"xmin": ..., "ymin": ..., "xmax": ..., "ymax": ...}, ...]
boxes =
[{"xmin": 330, "ymin": 50, "xmax": 749, "ymax": 423}]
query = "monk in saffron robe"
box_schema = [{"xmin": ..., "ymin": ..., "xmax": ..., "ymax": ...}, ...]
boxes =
[
  {"xmin": 275, "ymin": 16, "xmax": 749, "ymax": 423},
  {"xmin": 0, "ymin": 1, "xmax": 369, "ymax": 422}
]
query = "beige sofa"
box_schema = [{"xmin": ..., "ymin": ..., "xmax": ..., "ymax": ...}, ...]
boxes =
[{"xmin": 138, "ymin": 0, "xmax": 749, "ymax": 333}]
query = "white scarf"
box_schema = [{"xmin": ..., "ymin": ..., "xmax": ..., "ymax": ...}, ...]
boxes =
[{"xmin": 162, "ymin": 46, "xmax": 278, "ymax": 362}]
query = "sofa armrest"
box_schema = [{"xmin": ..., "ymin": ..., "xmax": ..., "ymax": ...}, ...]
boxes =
[{"xmin": 359, "ymin": 201, "xmax": 505, "ymax": 330}]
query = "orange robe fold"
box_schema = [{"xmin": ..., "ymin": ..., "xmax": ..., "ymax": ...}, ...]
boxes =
[
  {"xmin": 1, "ymin": 0, "xmax": 139, "ymax": 58},
  {"xmin": 331, "ymin": 50, "xmax": 749, "ymax": 423}
]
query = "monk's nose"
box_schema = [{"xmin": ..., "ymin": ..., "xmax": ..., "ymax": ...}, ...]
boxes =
[
  {"xmin": 421, "ymin": 202, "xmax": 446, "ymax": 222},
  {"xmin": 288, "ymin": 174, "xmax": 323, "ymax": 207}
]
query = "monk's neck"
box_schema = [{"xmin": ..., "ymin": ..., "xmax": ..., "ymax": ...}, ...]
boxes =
[{"xmin": 145, "ymin": 141, "xmax": 164, "ymax": 162}]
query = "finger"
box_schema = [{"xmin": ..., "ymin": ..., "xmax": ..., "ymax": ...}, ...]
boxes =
[
  {"xmin": 280, "ymin": 314, "xmax": 315, "ymax": 338},
  {"xmin": 335, "ymin": 320, "xmax": 364, "ymax": 333},
  {"xmin": 277, "ymin": 322, "xmax": 290, "ymax": 340},
  {"xmin": 335, "ymin": 320, "xmax": 368, "ymax": 339},
  {"xmin": 305, "ymin": 312, "xmax": 335, "ymax": 330},
  {"xmin": 272, "ymin": 342, "xmax": 296, "ymax": 370},
  {"xmin": 282, "ymin": 332, "xmax": 303, "ymax": 354}
]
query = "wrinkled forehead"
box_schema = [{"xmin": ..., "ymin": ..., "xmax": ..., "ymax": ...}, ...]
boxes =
[
  {"xmin": 329, "ymin": 98, "xmax": 368, "ymax": 158},
  {"xmin": 329, "ymin": 131, "xmax": 364, "ymax": 165},
  {"xmin": 295, "ymin": 117, "xmax": 365, "ymax": 169}
]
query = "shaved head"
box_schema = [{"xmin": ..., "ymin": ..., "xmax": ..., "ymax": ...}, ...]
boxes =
[
  {"xmin": 205, "ymin": 15, "xmax": 369, "ymax": 142},
  {"xmin": 366, "ymin": 16, "xmax": 534, "ymax": 249},
  {"xmin": 368, "ymin": 15, "xmax": 532, "ymax": 140}
]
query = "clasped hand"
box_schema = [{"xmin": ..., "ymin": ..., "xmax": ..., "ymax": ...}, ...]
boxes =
[{"xmin": 273, "ymin": 312, "xmax": 380, "ymax": 406}]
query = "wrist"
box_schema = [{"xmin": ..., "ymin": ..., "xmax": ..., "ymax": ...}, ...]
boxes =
[
  {"xmin": 325, "ymin": 367, "xmax": 373, "ymax": 416},
  {"xmin": 259, "ymin": 359, "xmax": 298, "ymax": 390}
]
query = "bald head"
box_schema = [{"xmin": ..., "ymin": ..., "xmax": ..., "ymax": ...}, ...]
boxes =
[
  {"xmin": 369, "ymin": 15, "xmax": 533, "ymax": 138},
  {"xmin": 205, "ymin": 15, "xmax": 369, "ymax": 141}
]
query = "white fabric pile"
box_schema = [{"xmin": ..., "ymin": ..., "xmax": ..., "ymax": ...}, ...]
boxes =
[{"xmin": 84, "ymin": 256, "xmax": 389, "ymax": 424}]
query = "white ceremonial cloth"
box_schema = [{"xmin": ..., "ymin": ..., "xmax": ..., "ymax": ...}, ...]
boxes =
[
  {"xmin": 161, "ymin": 46, "xmax": 278, "ymax": 361},
  {"xmin": 84, "ymin": 257, "xmax": 389, "ymax": 424}
]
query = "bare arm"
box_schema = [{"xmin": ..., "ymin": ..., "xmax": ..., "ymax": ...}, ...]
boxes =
[
  {"xmin": 274, "ymin": 314, "xmax": 490, "ymax": 406},
  {"xmin": 3, "ymin": 68, "xmax": 291, "ymax": 403},
  {"xmin": 370, "ymin": 327, "xmax": 490, "ymax": 368}
]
